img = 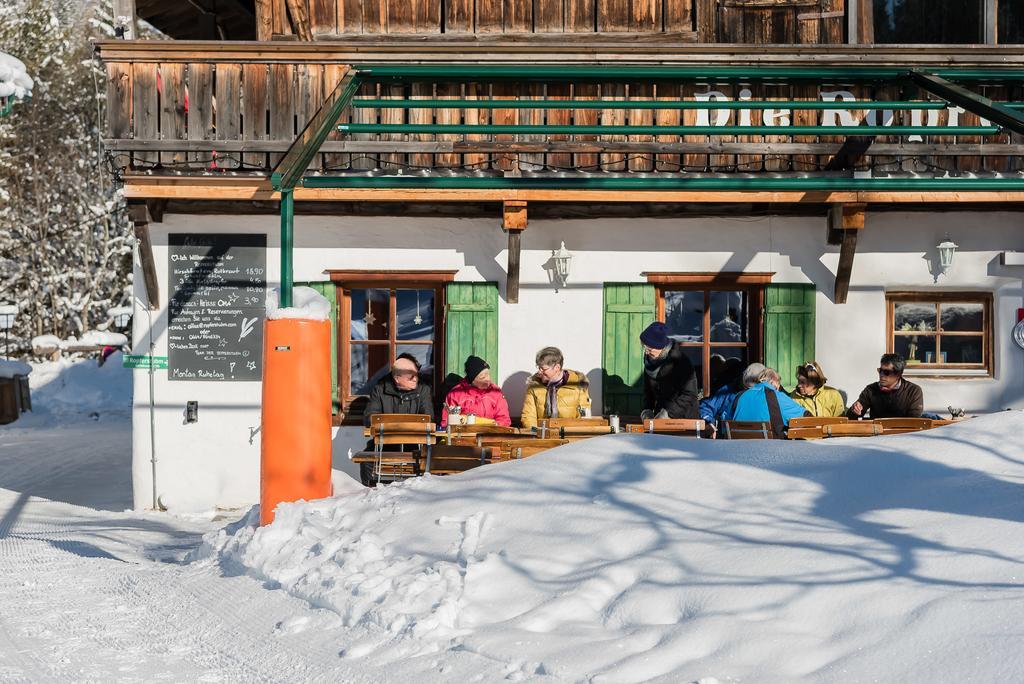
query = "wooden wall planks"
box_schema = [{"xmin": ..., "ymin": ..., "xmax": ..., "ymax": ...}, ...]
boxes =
[
  {"xmin": 261, "ymin": 0, "xmax": 704, "ymax": 35},
  {"xmin": 214, "ymin": 63, "xmax": 242, "ymax": 169}
]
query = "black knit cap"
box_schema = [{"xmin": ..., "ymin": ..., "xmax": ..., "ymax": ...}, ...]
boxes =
[{"xmin": 464, "ymin": 355, "xmax": 489, "ymax": 382}]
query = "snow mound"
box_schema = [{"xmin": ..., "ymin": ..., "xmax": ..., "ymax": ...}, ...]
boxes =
[
  {"xmin": 198, "ymin": 412, "xmax": 1024, "ymax": 681},
  {"xmin": 266, "ymin": 286, "xmax": 331, "ymax": 321},
  {"xmin": 77, "ymin": 330, "xmax": 129, "ymax": 347},
  {"xmin": 0, "ymin": 359, "xmax": 32, "ymax": 378},
  {"xmin": 0, "ymin": 51, "xmax": 33, "ymax": 99},
  {"xmin": 31, "ymin": 334, "xmax": 61, "ymax": 353},
  {"xmin": 27, "ymin": 353, "xmax": 131, "ymax": 419}
]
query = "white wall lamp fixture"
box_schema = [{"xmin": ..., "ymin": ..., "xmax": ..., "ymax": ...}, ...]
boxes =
[
  {"xmin": 552, "ymin": 241, "xmax": 573, "ymax": 288},
  {"xmin": 937, "ymin": 234, "xmax": 959, "ymax": 276}
]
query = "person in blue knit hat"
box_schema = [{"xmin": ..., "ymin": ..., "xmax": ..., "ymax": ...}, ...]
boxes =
[{"xmin": 638, "ymin": 321, "xmax": 699, "ymax": 420}]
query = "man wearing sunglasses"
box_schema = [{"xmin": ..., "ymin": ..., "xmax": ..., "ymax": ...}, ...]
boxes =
[
  {"xmin": 847, "ymin": 353, "xmax": 924, "ymax": 420},
  {"xmin": 361, "ymin": 353, "xmax": 434, "ymax": 485}
]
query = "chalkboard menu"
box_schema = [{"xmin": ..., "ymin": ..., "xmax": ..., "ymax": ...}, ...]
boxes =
[{"xmin": 168, "ymin": 233, "xmax": 266, "ymax": 382}]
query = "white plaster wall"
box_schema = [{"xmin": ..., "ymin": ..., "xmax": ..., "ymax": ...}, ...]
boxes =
[{"xmin": 132, "ymin": 211, "xmax": 1024, "ymax": 511}]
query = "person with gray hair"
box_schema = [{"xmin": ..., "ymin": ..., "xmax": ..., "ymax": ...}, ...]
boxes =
[
  {"xmin": 741, "ymin": 362, "xmax": 768, "ymax": 388},
  {"xmin": 729, "ymin": 363, "xmax": 809, "ymax": 438},
  {"xmin": 520, "ymin": 346, "xmax": 592, "ymax": 429}
]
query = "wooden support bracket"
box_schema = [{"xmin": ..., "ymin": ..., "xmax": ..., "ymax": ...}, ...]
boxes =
[
  {"xmin": 129, "ymin": 202, "xmax": 160, "ymax": 310},
  {"xmin": 834, "ymin": 228, "xmax": 859, "ymax": 304},
  {"xmin": 503, "ymin": 200, "xmax": 527, "ymax": 304},
  {"xmin": 827, "ymin": 202, "xmax": 865, "ymax": 245},
  {"xmin": 503, "ymin": 200, "xmax": 527, "ymax": 230},
  {"xmin": 829, "ymin": 203, "xmax": 865, "ymax": 303}
]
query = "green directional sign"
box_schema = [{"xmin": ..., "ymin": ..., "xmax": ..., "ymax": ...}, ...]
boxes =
[{"xmin": 122, "ymin": 354, "xmax": 168, "ymax": 370}]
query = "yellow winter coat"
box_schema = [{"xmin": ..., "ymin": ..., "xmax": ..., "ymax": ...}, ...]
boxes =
[
  {"xmin": 520, "ymin": 370, "xmax": 592, "ymax": 429},
  {"xmin": 789, "ymin": 385, "xmax": 846, "ymax": 418}
]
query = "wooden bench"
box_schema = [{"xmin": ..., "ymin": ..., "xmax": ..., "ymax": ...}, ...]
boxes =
[
  {"xmin": 364, "ymin": 414, "xmax": 436, "ymax": 483},
  {"xmin": 624, "ymin": 418, "xmax": 705, "ymax": 438},
  {"xmin": 786, "ymin": 426, "xmax": 827, "ymax": 440},
  {"xmin": 419, "ymin": 445, "xmax": 490, "ymax": 475},
  {"xmin": 443, "ymin": 424, "xmax": 519, "ymax": 446},
  {"xmin": 537, "ymin": 417, "xmax": 612, "ymax": 441},
  {"xmin": 789, "ymin": 416, "xmax": 848, "ymax": 429},
  {"xmin": 490, "ymin": 438, "xmax": 569, "ymax": 462},
  {"xmin": 722, "ymin": 420, "xmax": 773, "ymax": 439},
  {"xmin": 823, "ymin": 422, "xmax": 883, "ymax": 437},
  {"xmin": 873, "ymin": 417, "xmax": 935, "ymax": 434}
]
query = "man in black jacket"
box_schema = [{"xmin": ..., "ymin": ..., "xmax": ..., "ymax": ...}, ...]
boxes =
[
  {"xmin": 638, "ymin": 322, "xmax": 700, "ymax": 420},
  {"xmin": 847, "ymin": 352, "xmax": 924, "ymax": 420},
  {"xmin": 361, "ymin": 353, "xmax": 433, "ymax": 485}
]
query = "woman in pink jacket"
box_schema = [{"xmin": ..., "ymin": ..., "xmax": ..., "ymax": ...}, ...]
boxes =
[{"xmin": 441, "ymin": 355, "xmax": 511, "ymax": 428}]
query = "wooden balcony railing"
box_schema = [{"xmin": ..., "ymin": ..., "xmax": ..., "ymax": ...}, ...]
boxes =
[{"xmin": 99, "ymin": 41, "xmax": 1024, "ymax": 178}]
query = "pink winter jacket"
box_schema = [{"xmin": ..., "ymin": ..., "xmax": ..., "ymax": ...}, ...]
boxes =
[{"xmin": 440, "ymin": 381, "xmax": 512, "ymax": 428}]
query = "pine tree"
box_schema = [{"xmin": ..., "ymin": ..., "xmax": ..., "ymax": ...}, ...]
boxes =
[{"xmin": 0, "ymin": 0, "xmax": 132, "ymax": 356}]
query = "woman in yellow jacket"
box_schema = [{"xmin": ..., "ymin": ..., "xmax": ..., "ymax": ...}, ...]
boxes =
[
  {"xmin": 789, "ymin": 361, "xmax": 846, "ymax": 418},
  {"xmin": 520, "ymin": 346, "xmax": 592, "ymax": 429}
]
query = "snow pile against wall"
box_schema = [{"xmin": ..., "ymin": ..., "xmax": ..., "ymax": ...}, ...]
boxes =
[
  {"xmin": 197, "ymin": 412, "xmax": 1024, "ymax": 681},
  {"xmin": 28, "ymin": 353, "xmax": 131, "ymax": 418},
  {"xmin": 265, "ymin": 286, "xmax": 331, "ymax": 321},
  {"xmin": 0, "ymin": 51, "xmax": 32, "ymax": 98}
]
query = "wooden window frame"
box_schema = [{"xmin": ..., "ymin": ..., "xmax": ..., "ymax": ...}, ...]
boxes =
[
  {"xmin": 328, "ymin": 270, "xmax": 456, "ymax": 425},
  {"xmin": 885, "ymin": 291, "xmax": 994, "ymax": 378},
  {"xmin": 646, "ymin": 273, "xmax": 770, "ymax": 391}
]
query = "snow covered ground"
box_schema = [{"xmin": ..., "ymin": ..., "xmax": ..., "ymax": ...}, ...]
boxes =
[{"xmin": 2, "ymin": 357, "xmax": 1024, "ymax": 682}]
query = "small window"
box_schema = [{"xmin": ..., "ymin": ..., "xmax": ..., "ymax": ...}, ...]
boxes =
[
  {"xmin": 873, "ymin": 0, "xmax": 982, "ymax": 44},
  {"xmin": 650, "ymin": 274, "xmax": 770, "ymax": 393},
  {"xmin": 330, "ymin": 271, "xmax": 455, "ymax": 421},
  {"xmin": 887, "ymin": 292, "xmax": 993, "ymax": 377}
]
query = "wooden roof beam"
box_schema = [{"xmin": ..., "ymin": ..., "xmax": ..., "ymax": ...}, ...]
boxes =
[
  {"xmin": 119, "ymin": 180, "xmax": 1024, "ymax": 205},
  {"xmin": 909, "ymin": 70, "xmax": 1024, "ymax": 136},
  {"xmin": 128, "ymin": 202, "xmax": 160, "ymax": 310}
]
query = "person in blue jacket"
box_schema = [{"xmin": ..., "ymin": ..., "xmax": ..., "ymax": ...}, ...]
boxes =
[
  {"xmin": 731, "ymin": 365, "xmax": 809, "ymax": 437},
  {"xmin": 699, "ymin": 356, "xmax": 746, "ymax": 435}
]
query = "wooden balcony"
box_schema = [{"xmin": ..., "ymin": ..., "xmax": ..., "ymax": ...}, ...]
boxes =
[{"xmin": 99, "ymin": 41, "xmax": 1024, "ymax": 181}]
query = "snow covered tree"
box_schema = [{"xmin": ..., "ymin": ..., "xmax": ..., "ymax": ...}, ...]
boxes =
[{"xmin": 0, "ymin": 0, "xmax": 133, "ymax": 356}]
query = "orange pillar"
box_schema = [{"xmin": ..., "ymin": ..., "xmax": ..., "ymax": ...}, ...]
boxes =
[{"xmin": 260, "ymin": 317, "xmax": 332, "ymax": 526}]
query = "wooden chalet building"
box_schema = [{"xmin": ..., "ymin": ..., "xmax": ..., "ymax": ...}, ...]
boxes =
[{"xmin": 101, "ymin": 0, "xmax": 1024, "ymax": 510}]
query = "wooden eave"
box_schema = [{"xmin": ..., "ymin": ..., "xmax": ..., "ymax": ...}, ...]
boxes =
[{"xmin": 120, "ymin": 176, "xmax": 1024, "ymax": 205}]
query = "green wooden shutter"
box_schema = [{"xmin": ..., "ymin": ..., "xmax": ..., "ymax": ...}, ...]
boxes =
[
  {"xmin": 298, "ymin": 281, "xmax": 340, "ymax": 416},
  {"xmin": 602, "ymin": 283, "xmax": 656, "ymax": 417},
  {"xmin": 764, "ymin": 283, "xmax": 816, "ymax": 388},
  {"xmin": 445, "ymin": 282, "xmax": 499, "ymax": 381}
]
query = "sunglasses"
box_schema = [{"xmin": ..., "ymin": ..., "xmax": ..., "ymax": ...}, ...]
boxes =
[{"xmin": 877, "ymin": 367, "xmax": 900, "ymax": 377}]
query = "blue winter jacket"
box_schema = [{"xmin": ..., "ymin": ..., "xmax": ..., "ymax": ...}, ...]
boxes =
[
  {"xmin": 731, "ymin": 382, "xmax": 808, "ymax": 426},
  {"xmin": 699, "ymin": 383, "xmax": 741, "ymax": 424}
]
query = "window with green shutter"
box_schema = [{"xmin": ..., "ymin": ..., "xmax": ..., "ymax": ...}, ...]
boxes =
[
  {"xmin": 764, "ymin": 283, "xmax": 817, "ymax": 389},
  {"xmin": 445, "ymin": 282, "xmax": 499, "ymax": 389},
  {"xmin": 602, "ymin": 283, "xmax": 656, "ymax": 417},
  {"xmin": 296, "ymin": 281, "xmax": 341, "ymax": 417}
]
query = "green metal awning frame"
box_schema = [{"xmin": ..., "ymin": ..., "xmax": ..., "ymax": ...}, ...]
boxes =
[{"xmin": 269, "ymin": 63, "xmax": 1024, "ymax": 305}]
